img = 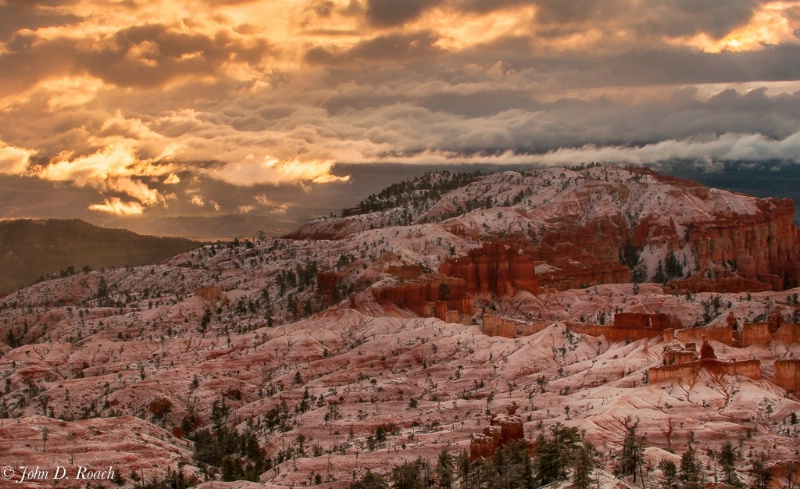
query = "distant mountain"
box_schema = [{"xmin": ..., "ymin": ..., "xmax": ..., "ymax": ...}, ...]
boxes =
[{"xmin": 0, "ymin": 219, "xmax": 199, "ymax": 294}]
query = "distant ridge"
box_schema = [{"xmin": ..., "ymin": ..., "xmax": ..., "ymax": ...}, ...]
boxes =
[{"xmin": 0, "ymin": 219, "xmax": 199, "ymax": 294}]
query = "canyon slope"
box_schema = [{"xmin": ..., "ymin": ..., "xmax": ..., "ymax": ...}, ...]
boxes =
[{"xmin": 1, "ymin": 165, "xmax": 799, "ymax": 489}]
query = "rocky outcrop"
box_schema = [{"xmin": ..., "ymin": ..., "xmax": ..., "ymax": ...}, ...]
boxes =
[
  {"xmin": 386, "ymin": 265, "xmax": 423, "ymax": 280},
  {"xmin": 649, "ymin": 358, "xmax": 761, "ymax": 384},
  {"xmin": 569, "ymin": 324, "xmax": 662, "ymax": 343},
  {"xmin": 482, "ymin": 313, "xmax": 527, "ymax": 338},
  {"xmin": 316, "ymin": 271, "xmax": 340, "ymax": 294},
  {"xmin": 664, "ymin": 346, "xmax": 697, "ymax": 366},
  {"xmin": 666, "ymin": 352, "xmax": 698, "ymax": 366},
  {"xmin": 689, "ymin": 199, "xmax": 800, "ymax": 290},
  {"xmin": 194, "ymin": 286, "xmax": 221, "ymax": 301},
  {"xmin": 527, "ymin": 217, "xmax": 631, "ymax": 291},
  {"xmin": 614, "ymin": 313, "xmax": 675, "ymax": 329},
  {"xmin": 469, "ymin": 403, "xmax": 526, "ymax": 460},
  {"xmin": 741, "ymin": 322, "xmax": 772, "ymax": 347},
  {"xmin": 439, "ymin": 241, "xmax": 540, "ymax": 296},
  {"xmin": 772, "ymin": 322, "xmax": 800, "ymax": 344},
  {"xmin": 438, "ymin": 237, "xmax": 631, "ymax": 296},
  {"xmin": 774, "ymin": 359, "xmax": 800, "ymax": 393},
  {"xmin": 372, "ymin": 275, "xmax": 474, "ymax": 319},
  {"xmin": 674, "ymin": 326, "xmax": 734, "ymax": 345},
  {"xmin": 566, "ymin": 313, "xmax": 678, "ymax": 343}
]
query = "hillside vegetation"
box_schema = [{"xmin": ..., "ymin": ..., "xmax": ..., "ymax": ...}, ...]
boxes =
[{"xmin": 0, "ymin": 219, "xmax": 199, "ymax": 294}]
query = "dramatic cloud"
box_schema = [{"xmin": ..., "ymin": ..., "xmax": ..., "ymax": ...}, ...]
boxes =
[
  {"xmin": 1, "ymin": 0, "xmax": 800, "ymax": 217},
  {"xmin": 207, "ymin": 157, "xmax": 350, "ymax": 186},
  {"xmin": 387, "ymin": 132, "xmax": 800, "ymax": 167},
  {"xmin": 33, "ymin": 143, "xmax": 175, "ymax": 207},
  {"xmin": 0, "ymin": 142, "xmax": 33, "ymax": 175},
  {"xmin": 88, "ymin": 198, "xmax": 144, "ymax": 216}
]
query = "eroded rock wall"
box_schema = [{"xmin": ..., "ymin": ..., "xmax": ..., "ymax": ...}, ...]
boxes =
[
  {"xmin": 649, "ymin": 359, "xmax": 761, "ymax": 384},
  {"xmin": 439, "ymin": 241, "xmax": 540, "ymax": 296},
  {"xmin": 690, "ymin": 200, "xmax": 800, "ymax": 289},
  {"xmin": 774, "ymin": 359, "xmax": 800, "ymax": 393},
  {"xmin": 371, "ymin": 276, "xmax": 474, "ymax": 319}
]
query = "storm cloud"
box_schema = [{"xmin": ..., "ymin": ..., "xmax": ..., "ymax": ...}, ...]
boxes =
[{"xmin": 1, "ymin": 0, "xmax": 800, "ymax": 217}]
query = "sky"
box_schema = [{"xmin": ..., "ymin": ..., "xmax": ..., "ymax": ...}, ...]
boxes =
[{"xmin": 1, "ymin": 0, "xmax": 800, "ymax": 230}]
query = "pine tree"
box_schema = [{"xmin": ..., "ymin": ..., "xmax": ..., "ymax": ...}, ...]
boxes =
[
  {"xmin": 659, "ymin": 460, "xmax": 679, "ymax": 489},
  {"xmin": 679, "ymin": 447, "xmax": 702, "ymax": 489},
  {"xmin": 749, "ymin": 455, "xmax": 771, "ymax": 489},
  {"xmin": 348, "ymin": 470, "xmax": 389, "ymax": 489},
  {"xmin": 570, "ymin": 443, "xmax": 595, "ymax": 489},
  {"xmin": 617, "ymin": 424, "xmax": 645, "ymax": 483},
  {"xmin": 534, "ymin": 423, "xmax": 581, "ymax": 486},
  {"xmin": 436, "ymin": 447, "xmax": 455, "ymax": 489},
  {"xmin": 391, "ymin": 460, "xmax": 425, "ymax": 489},
  {"xmin": 534, "ymin": 432, "xmax": 561, "ymax": 485},
  {"xmin": 457, "ymin": 450, "xmax": 472, "ymax": 489},
  {"xmin": 717, "ymin": 442, "xmax": 741, "ymax": 488}
]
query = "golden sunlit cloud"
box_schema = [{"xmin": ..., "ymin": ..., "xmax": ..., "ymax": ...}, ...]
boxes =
[
  {"xmin": 208, "ymin": 156, "xmax": 349, "ymax": 186},
  {"xmin": 429, "ymin": 6, "xmax": 536, "ymax": 52},
  {"xmin": 34, "ymin": 143, "xmax": 174, "ymax": 208},
  {"xmin": 88, "ymin": 198, "xmax": 144, "ymax": 216},
  {"xmin": 164, "ymin": 173, "xmax": 181, "ymax": 184},
  {"xmin": 255, "ymin": 194, "xmax": 274, "ymax": 206},
  {"xmin": 254, "ymin": 194, "xmax": 290, "ymax": 214},
  {"xmin": 189, "ymin": 194, "xmax": 205, "ymax": 207},
  {"xmin": 0, "ymin": 142, "xmax": 34, "ymax": 175},
  {"xmin": 668, "ymin": 1, "xmax": 800, "ymax": 52},
  {"xmin": 41, "ymin": 76, "xmax": 106, "ymax": 110}
]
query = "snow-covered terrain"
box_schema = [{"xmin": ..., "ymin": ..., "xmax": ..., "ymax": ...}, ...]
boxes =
[{"xmin": 1, "ymin": 166, "xmax": 799, "ymax": 488}]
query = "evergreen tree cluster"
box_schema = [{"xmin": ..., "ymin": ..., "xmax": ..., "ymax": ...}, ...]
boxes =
[
  {"xmin": 348, "ymin": 426, "xmax": 595, "ymax": 489},
  {"xmin": 188, "ymin": 398, "xmax": 271, "ymax": 482},
  {"xmin": 354, "ymin": 171, "xmax": 485, "ymax": 217},
  {"xmin": 654, "ymin": 251, "xmax": 685, "ymax": 284}
]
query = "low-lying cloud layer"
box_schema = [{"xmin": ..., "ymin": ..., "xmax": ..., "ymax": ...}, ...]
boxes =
[{"xmin": 1, "ymin": 0, "xmax": 800, "ymax": 215}]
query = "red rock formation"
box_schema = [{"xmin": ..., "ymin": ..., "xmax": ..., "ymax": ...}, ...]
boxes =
[
  {"xmin": 470, "ymin": 427, "xmax": 501, "ymax": 460},
  {"xmin": 482, "ymin": 313, "xmax": 519, "ymax": 338},
  {"xmin": 682, "ymin": 199, "xmax": 800, "ymax": 290},
  {"xmin": 649, "ymin": 359, "xmax": 761, "ymax": 384},
  {"xmin": 741, "ymin": 322, "xmax": 772, "ymax": 347},
  {"xmin": 774, "ymin": 359, "xmax": 800, "ymax": 393},
  {"xmin": 386, "ymin": 265, "xmax": 422, "ymax": 280},
  {"xmin": 316, "ymin": 271, "xmax": 342, "ymax": 305},
  {"xmin": 614, "ymin": 313, "xmax": 676, "ymax": 329},
  {"xmin": 372, "ymin": 276, "xmax": 474, "ymax": 318},
  {"xmin": 772, "ymin": 323, "xmax": 800, "ymax": 344},
  {"xmin": 664, "ymin": 348, "xmax": 697, "ymax": 366},
  {"xmin": 537, "ymin": 216, "xmax": 626, "ymax": 263},
  {"xmin": 439, "ymin": 241, "xmax": 540, "ymax": 296},
  {"xmin": 700, "ymin": 340, "xmax": 716, "ymax": 359},
  {"xmin": 570, "ymin": 324, "xmax": 665, "ymax": 343},
  {"xmin": 561, "ymin": 314, "xmax": 680, "ymax": 343},
  {"xmin": 316, "ymin": 271, "xmax": 340, "ymax": 294},
  {"xmin": 528, "ymin": 217, "xmax": 632, "ymax": 291},
  {"xmin": 469, "ymin": 405, "xmax": 526, "ymax": 460},
  {"xmin": 194, "ymin": 286, "xmax": 221, "ymax": 301},
  {"xmin": 675, "ymin": 326, "xmax": 733, "ymax": 345}
]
